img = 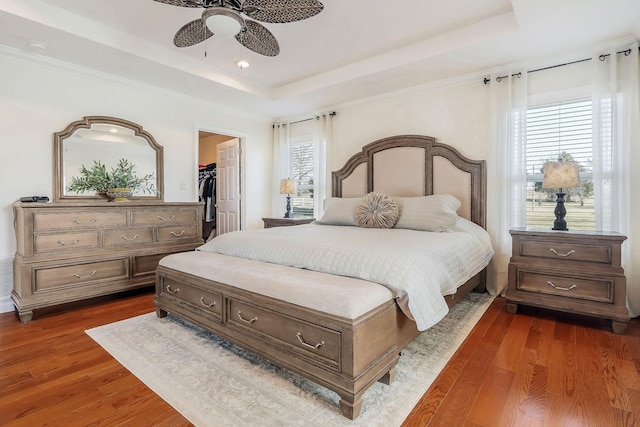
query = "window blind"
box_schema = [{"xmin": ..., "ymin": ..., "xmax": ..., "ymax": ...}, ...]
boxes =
[{"xmin": 525, "ymin": 98, "xmax": 595, "ymax": 230}]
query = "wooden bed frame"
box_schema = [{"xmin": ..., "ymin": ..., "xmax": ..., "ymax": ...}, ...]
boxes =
[{"xmin": 154, "ymin": 135, "xmax": 487, "ymax": 419}]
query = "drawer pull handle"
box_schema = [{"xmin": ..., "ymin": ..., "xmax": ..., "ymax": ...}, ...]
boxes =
[
  {"xmin": 237, "ymin": 311, "xmax": 258, "ymax": 324},
  {"xmin": 121, "ymin": 234, "xmax": 139, "ymax": 241},
  {"xmin": 547, "ymin": 281, "xmax": 577, "ymax": 291},
  {"xmin": 158, "ymin": 215, "xmax": 176, "ymax": 221},
  {"xmin": 57, "ymin": 239, "xmax": 80, "ymax": 246},
  {"xmin": 72, "ymin": 270, "xmax": 96, "ymax": 279},
  {"xmin": 549, "ymin": 248, "xmax": 576, "ymax": 257},
  {"xmin": 170, "ymin": 230, "xmax": 186, "ymax": 237},
  {"xmin": 199, "ymin": 297, "xmax": 216, "ymax": 308},
  {"xmin": 72, "ymin": 219, "xmax": 97, "ymax": 225},
  {"xmin": 166, "ymin": 285, "xmax": 180, "ymax": 294},
  {"xmin": 296, "ymin": 332, "xmax": 325, "ymax": 350}
]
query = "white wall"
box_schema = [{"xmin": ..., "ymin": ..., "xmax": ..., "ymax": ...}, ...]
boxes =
[
  {"xmin": 331, "ymin": 82, "xmax": 490, "ymax": 170},
  {"xmin": 0, "ymin": 53, "xmax": 273, "ymax": 310}
]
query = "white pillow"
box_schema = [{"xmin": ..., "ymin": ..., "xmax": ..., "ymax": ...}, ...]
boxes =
[
  {"xmin": 394, "ymin": 194, "xmax": 461, "ymax": 232},
  {"xmin": 315, "ymin": 197, "xmax": 360, "ymax": 226}
]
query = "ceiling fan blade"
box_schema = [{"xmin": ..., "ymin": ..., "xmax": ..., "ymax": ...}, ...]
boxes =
[
  {"xmin": 174, "ymin": 19, "xmax": 213, "ymax": 47},
  {"xmin": 153, "ymin": 0, "xmax": 203, "ymax": 8},
  {"xmin": 235, "ymin": 20, "xmax": 280, "ymax": 56},
  {"xmin": 241, "ymin": 0, "xmax": 324, "ymax": 23}
]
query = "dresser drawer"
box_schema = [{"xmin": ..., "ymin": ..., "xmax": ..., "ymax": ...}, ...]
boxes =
[
  {"xmin": 33, "ymin": 211, "xmax": 127, "ymax": 231},
  {"xmin": 34, "ymin": 258, "xmax": 129, "ymax": 290},
  {"xmin": 517, "ymin": 270, "xmax": 613, "ymax": 303},
  {"xmin": 228, "ymin": 299, "xmax": 341, "ymax": 369},
  {"xmin": 103, "ymin": 227, "xmax": 154, "ymax": 246},
  {"xmin": 133, "ymin": 253, "xmax": 170, "ymax": 277},
  {"xmin": 132, "ymin": 209, "xmax": 197, "ymax": 225},
  {"xmin": 157, "ymin": 225, "xmax": 198, "ymax": 242},
  {"xmin": 519, "ymin": 239, "xmax": 612, "ymax": 265},
  {"xmin": 34, "ymin": 231, "xmax": 100, "ymax": 253},
  {"xmin": 159, "ymin": 277, "xmax": 222, "ymax": 321}
]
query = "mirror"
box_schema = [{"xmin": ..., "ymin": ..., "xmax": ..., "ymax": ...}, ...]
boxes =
[{"xmin": 53, "ymin": 116, "xmax": 164, "ymax": 202}]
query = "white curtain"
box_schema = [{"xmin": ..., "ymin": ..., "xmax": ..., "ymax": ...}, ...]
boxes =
[
  {"xmin": 591, "ymin": 42, "xmax": 639, "ymax": 316},
  {"xmin": 313, "ymin": 113, "xmax": 334, "ymax": 219},
  {"xmin": 487, "ymin": 70, "xmax": 529, "ymax": 295},
  {"xmin": 272, "ymin": 114, "xmax": 334, "ymax": 219},
  {"xmin": 272, "ymin": 122, "xmax": 290, "ymax": 217}
]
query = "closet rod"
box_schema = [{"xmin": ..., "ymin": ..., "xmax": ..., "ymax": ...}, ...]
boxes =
[
  {"xmin": 273, "ymin": 111, "xmax": 336, "ymax": 128},
  {"xmin": 483, "ymin": 47, "xmax": 636, "ymax": 84}
]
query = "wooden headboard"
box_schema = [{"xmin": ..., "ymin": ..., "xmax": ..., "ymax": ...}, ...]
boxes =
[{"xmin": 332, "ymin": 135, "xmax": 486, "ymax": 228}]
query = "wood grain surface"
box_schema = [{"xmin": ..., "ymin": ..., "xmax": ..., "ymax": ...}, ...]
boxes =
[{"xmin": 1, "ymin": 291, "xmax": 638, "ymax": 426}]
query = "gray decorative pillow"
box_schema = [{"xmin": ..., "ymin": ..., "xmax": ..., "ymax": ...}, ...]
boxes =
[
  {"xmin": 394, "ymin": 194, "xmax": 461, "ymax": 232},
  {"xmin": 354, "ymin": 192, "xmax": 399, "ymax": 228},
  {"xmin": 315, "ymin": 197, "xmax": 359, "ymax": 226}
]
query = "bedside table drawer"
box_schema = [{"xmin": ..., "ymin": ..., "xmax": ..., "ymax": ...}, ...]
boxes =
[
  {"xmin": 507, "ymin": 228, "xmax": 628, "ymax": 333},
  {"xmin": 517, "ymin": 270, "xmax": 613, "ymax": 304},
  {"xmin": 519, "ymin": 240, "xmax": 612, "ymax": 265}
]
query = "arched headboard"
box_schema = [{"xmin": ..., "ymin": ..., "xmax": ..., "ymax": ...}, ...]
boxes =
[{"xmin": 332, "ymin": 135, "xmax": 486, "ymax": 228}]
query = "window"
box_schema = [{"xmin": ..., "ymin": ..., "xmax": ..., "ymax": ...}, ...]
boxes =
[
  {"xmin": 524, "ymin": 98, "xmax": 596, "ymax": 230},
  {"xmin": 288, "ymin": 139, "xmax": 317, "ymax": 218}
]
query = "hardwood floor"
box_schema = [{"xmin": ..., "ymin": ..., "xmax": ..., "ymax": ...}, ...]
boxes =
[
  {"xmin": 1, "ymin": 290, "xmax": 638, "ymax": 426},
  {"xmin": 403, "ymin": 296, "xmax": 640, "ymax": 427}
]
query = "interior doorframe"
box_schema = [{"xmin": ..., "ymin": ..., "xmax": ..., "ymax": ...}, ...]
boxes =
[{"xmin": 194, "ymin": 124, "xmax": 246, "ymax": 231}]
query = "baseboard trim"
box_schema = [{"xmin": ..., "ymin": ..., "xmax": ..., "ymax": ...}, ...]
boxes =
[{"xmin": 0, "ymin": 296, "xmax": 14, "ymax": 314}]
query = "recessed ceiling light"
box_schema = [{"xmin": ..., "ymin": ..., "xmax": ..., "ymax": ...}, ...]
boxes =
[{"xmin": 237, "ymin": 60, "xmax": 250, "ymax": 69}]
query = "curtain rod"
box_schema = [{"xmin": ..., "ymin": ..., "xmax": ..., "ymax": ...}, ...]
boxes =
[
  {"xmin": 273, "ymin": 111, "xmax": 336, "ymax": 128},
  {"xmin": 483, "ymin": 47, "xmax": 636, "ymax": 84}
]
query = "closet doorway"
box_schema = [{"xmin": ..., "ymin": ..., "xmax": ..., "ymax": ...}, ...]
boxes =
[{"xmin": 198, "ymin": 131, "xmax": 242, "ymax": 241}]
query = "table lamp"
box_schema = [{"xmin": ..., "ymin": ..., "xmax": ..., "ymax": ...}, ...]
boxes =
[
  {"xmin": 542, "ymin": 160, "xmax": 580, "ymax": 231},
  {"xmin": 279, "ymin": 178, "xmax": 296, "ymax": 218}
]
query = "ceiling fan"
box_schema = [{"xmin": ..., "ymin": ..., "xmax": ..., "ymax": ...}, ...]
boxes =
[{"xmin": 153, "ymin": 0, "xmax": 324, "ymax": 57}]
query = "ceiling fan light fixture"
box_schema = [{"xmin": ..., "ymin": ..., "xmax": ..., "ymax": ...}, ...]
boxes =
[{"xmin": 203, "ymin": 8, "xmax": 244, "ymax": 37}]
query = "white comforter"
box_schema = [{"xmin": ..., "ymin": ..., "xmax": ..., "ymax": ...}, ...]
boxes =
[{"xmin": 197, "ymin": 218, "xmax": 494, "ymax": 330}]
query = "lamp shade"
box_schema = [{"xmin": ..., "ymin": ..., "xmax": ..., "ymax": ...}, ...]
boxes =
[
  {"xmin": 279, "ymin": 178, "xmax": 296, "ymax": 195},
  {"xmin": 542, "ymin": 161, "xmax": 580, "ymax": 189}
]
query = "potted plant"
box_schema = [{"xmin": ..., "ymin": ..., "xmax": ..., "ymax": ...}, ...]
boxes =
[{"xmin": 67, "ymin": 158, "xmax": 156, "ymax": 202}]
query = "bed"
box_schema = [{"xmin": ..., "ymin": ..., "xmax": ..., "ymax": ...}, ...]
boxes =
[{"xmin": 154, "ymin": 134, "xmax": 493, "ymax": 419}]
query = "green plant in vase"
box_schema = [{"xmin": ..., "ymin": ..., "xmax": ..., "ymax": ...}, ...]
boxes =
[{"xmin": 67, "ymin": 158, "xmax": 156, "ymax": 201}]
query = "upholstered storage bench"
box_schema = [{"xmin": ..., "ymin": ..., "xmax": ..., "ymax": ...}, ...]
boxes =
[{"xmin": 154, "ymin": 251, "xmax": 402, "ymax": 420}]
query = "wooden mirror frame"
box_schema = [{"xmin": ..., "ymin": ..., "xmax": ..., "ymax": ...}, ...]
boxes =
[{"xmin": 53, "ymin": 116, "xmax": 164, "ymax": 202}]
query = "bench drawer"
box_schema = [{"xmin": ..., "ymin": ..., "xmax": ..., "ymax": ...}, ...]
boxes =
[
  {"xmin": 228, "ymin": 298, "xmax": 341, "ymax": 370},
  {"xmin": 159, "ymin": 277, "xmax": 223, "ymax": 321}
]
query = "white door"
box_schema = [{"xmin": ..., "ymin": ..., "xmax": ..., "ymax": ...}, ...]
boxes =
[{"xmin": 216, "ymin": 138, "xmax": 240, "ymax": 235}]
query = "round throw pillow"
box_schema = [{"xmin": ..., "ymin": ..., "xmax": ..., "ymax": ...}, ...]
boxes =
[{"xmin": 354, "ymin": 192, "xmax": 399, "ymax": 228}]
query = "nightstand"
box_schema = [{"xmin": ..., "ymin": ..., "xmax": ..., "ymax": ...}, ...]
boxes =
[
  {"xmin": 506, "ymin": 227, "xmax": 628, "ymax": 334},
  {"xmin": 262, "ymin": 217, "xmax": 316, "ymax": 228}
]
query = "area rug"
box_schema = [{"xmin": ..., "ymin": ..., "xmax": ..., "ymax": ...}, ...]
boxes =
[{"xmin": 86, "ymin": 292, "xmax": 494, "ymax": 427}]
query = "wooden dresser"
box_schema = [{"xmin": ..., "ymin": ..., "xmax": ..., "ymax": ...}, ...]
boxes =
[
  {"xmin": 506, "ymin": 227, "xmax": 628, "ymax": 333},
  {"xmin": 12, "ymin": 201, "xmax": 203, "ymax": 322}
]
